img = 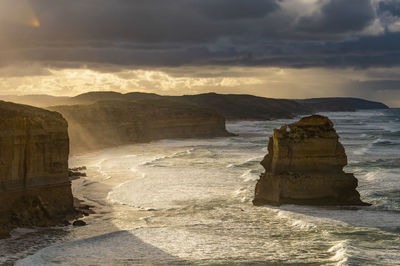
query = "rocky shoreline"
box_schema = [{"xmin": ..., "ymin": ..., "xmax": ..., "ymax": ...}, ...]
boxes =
[{"xmin": 0, "ymin": 98, "xmax": 234, "ymax": 238}]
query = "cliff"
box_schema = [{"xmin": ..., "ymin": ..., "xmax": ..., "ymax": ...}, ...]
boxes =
[
  {"xmin": 0, "ymin": 92, "xmax": 389, "ymax": 121},
  {"xmin": 297, "ymin": 97, "xmax": 389, "ymax": 112},
  {"xmin": 167, "ymin": 93, "xmax": 312, "ymax": 120},
  {"xmin": 253, "ymin": 115, "xmax": 370, "ymax": 206},
  {"xmin": 0, "ymin": 101, "xmax": 74, "ymax": 238},
  {"xmin": 50, "ymin": 99, "xmax": 232, "ymax": 154}
]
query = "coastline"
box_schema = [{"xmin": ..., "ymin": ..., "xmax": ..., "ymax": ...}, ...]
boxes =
[
  {"xmin": 69, "ymin": 152, "xmax": 154, "ymax": 232},
  {"xmin": 0, "ymin": 152, "xmax": 151, "ymax": 265},
  {"xmin": 4, "ymin": 110, "xmax": 400, "ymax": 264}
]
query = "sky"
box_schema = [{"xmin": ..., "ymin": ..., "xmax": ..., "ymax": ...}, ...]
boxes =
[{"xmin": 0, "ymin": 0, "xmax": 400, "ymax": 106}]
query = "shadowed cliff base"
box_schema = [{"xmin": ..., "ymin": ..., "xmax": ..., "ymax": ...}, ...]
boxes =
[{"xmin": 253, "ymin": 115, "xmax": 370, "ymax": 207}]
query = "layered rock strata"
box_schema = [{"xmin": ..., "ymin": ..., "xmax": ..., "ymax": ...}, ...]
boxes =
[
  {"xmin": 253, "ymin": 115, "xmax": 369, "ymax": 206},
  {"xmin": 0, "ymin": 101, "xmax": 75, "ymax": 237},
  {"xmin": 50, "ymin": 99, "xmax": 233, "ymax": 154}
]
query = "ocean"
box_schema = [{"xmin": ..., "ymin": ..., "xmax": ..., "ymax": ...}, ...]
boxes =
[{"xmin": 1, "ymin": 109, "xmax": 400, "ymax": 265}]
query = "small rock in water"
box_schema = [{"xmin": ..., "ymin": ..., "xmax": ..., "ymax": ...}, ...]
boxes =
[{"xmin": 72, "ymin": 220, "xmax": 86, "ymax": 226}]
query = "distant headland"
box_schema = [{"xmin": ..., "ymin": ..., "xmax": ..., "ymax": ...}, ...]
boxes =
[
  {"xmin": 0, "ymin": 92, "xmax": 389, "ymax": 154},
  {"xmin": 0, "ymin": 91, "xmax": 389, "ymax": 119}
]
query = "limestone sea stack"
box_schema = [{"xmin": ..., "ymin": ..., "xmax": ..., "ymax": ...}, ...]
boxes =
[
  {"xmin": 0, "ymin": 101, "xmax": 75, "ymax": 238},
  {"xmin": 253, "ymin": 115, "xmax": 370, "ymax": 206}
]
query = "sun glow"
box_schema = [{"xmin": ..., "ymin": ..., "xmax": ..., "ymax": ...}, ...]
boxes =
[
  {"xmin": 30, "ymin": 17, "xmax": 40, "ymax": 28},
  {"xmin": 0, "ymin": 0, "xmax": 40, "ymax": 28}
]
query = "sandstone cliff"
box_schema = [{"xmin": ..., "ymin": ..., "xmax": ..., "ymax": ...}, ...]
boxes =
[
  {"xmin": 0, "ymin": 101, "xmax": 74, "ymax": 238},
  {"xmin": 296, "ymin": 97, "xmax": 389, "ymax": 112},
  {"xmin": 253, "ymin": 115, "xmax": 369, "ymax": 206},
  {"xmin": 50, "ymin": 99, "xmax": 232, "ymax": 154},
  {"xmin": 0, "ymin": 92, "xmax": 388, "ymax": 120}
]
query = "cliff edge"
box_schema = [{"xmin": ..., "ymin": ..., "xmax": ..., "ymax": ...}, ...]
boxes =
[
  {"xmin": 0, "ymin": 101, "xmax": 74, "ymax": 238},
  {"xmin": 1, "ymin": 92, "xmax": 389, "ymax": 121},
  {"xmin": 253, "ymin": 115, "xmax": 370, "ymax": 206},
  {"xmin": 50, "ymin": 99, "xmax": 233, "ymax": 154}
]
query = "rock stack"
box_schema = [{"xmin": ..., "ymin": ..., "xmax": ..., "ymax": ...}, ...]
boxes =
[
  {"xmin": 253, "ymin": 115, "xmax": 369, "ymax": 206},
  {"xmin": 0, "ymin": 101, "xmax": 75, "ymax": 237}
]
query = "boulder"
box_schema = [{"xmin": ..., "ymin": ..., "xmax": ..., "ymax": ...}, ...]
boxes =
[
  {"xmin": 253, "ymin": 115, "xmax": 370, "ymax": 206},
  {"xmin": 72, "ymin": 220, "xmax": 86, "ymax": 226}
]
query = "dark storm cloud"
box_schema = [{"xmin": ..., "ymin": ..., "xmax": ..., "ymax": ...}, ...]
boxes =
[
  {"xmin": 18, "ymin": 0, "xmax": 279, "ymax": 44},
  {"xmin": 345, "ymin": 79, "xmax": 400, "ymax": 106},
  {"xmin": 297, "ymin": 0, "xmax": 375, "ymax": 35},
  {"xmin": 1, "ymin": 0, "xmax": 400, "ymax": 69},
  {"xmin": 194, "ymin": 0, "xmax": 280, "ymax": 20},
  {"xmin": 351, "ymin": 80, "xmax": 400, "ymax": 90},
  {"xmin": 379, "ymin": 0, "xmax": 400, "ymax": 16}
]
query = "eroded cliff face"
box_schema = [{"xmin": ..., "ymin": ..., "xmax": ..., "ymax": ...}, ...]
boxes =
[
  {"xmin": 50, "ymin": 99, "xmax": 233, "ymax": 154},
  {"xmin": 0, "ymin": 101, "xmax": 74, "ymax": 237},
  {"xmin": 253, "ymin": 115, "xmax": 369, "ymax": 206}
]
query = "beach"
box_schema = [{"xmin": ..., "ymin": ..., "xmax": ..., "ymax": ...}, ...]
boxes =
[{"xmin": 2, "ymin": 109, "xmax": 399, "ymax": 265}]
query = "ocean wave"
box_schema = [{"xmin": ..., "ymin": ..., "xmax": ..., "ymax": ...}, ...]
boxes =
[
  {"xmin": 141, "ymin": 148, "xmax": 195, "ymax": 166},
  {"xmin": 328, "ymin": 237, "xmax": 400, "ymax": 265},
  {"xmin": 381, "ymin": 124, "xmax": 400, "ymax": 133},
  {"xmin": 278, "ymin": 204, "xmax": 400, "ymax": 232},
  {"xmin": 290, "ymin": 219, "xmax": 317, "ymax": 230},
  {"xmin": 352, "ymin": 146, "xmax": 370, "ymax": 156},
  {"xmin": 368, "ymin": 189, "xmax": 400, "ymax": 212},
  {"xmin": 328, "ymin": 240, "xmax": 350, "ymax": 265},
  {"xmin": 226, "ymin": 156, "xmax": 263, "ymax": 168},
  {"xmin": 350, "ymin": 158, "xmax": 400, "ymax": 170},
  {"xmin": 121, "ymin": 154, "xmax": 137, "ymax": 158},
  {"xmin": 130, "ymin": 168, "xmax": 146, "ymax": 179},
  {"xmin": 233, "ymin": 187, "xmax": 248, "ymax": 196},
  {"xmin": 364, "ymin": 171, "xmax": 380, "ymax": 181},
  {"xmin": 371, "ymin": 189, "xmax": 400, "ymax": 200},
  {"xmin": 349, "ymin": 137, "xmax": 391, "ymax": 155},
  {"xmin": 275, "ymin": 209, "xmax": 318, "ymax": 231},
  {"xmin": 92, "ymin": 159, "xmax": 112, "ymax": 180},
  {"xmin": 372, "ymin": 138, "xmax": 400, "ymax": 146},
  {"xmin": 386, "ymin": 130, "xmax": 400, "ymax": 137},
  {"xmin": 240, "ymin": 169, "xmax": 260, "ymax": 182}
]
